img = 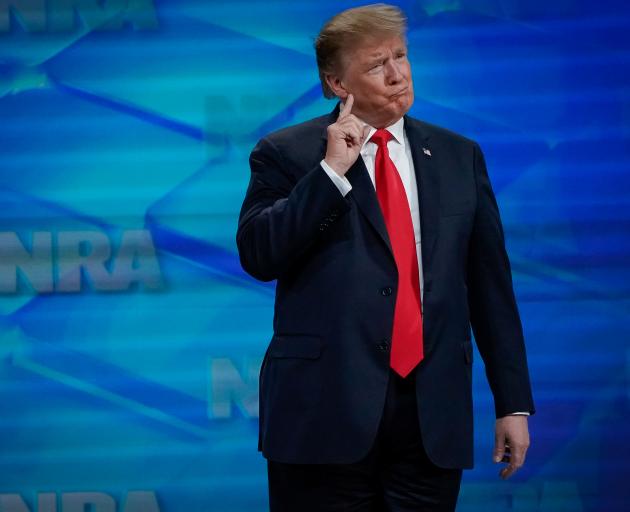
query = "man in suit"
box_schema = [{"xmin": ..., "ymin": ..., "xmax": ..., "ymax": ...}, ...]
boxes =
[{"xmin": 236, "ymin": 4, "xmax": 535, "ymax": 511}]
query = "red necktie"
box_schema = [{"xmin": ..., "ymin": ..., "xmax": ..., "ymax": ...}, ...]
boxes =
[{"xmin": 371, "ymin": 129, "xmax": 424, "ymax": 378}]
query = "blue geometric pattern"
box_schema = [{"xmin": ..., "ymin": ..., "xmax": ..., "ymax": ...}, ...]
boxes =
[{"xmin": 0, "ymin": 1, "xmax": 628, "ymax": 510}]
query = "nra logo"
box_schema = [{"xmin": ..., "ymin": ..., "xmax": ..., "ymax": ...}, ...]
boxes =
[
  {"xmin": 0, "ymin": 491, "xmax": 160, "ymax": 512},
  {"xmin": 0, "ymin": 229, "xmax": 164, "ymax": 294},
  {"xmin": 0, "ymin": 0, "xmax": 158, "ymax": 33}
]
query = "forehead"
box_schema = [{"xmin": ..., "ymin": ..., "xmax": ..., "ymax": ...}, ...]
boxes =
[{"xmin": 349, "ymin": 35, "xmax": 407, "ymax": 61}]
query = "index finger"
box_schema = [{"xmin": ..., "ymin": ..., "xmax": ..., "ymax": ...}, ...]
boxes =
[
  {"xmin": 510, "ymin": 444, "xmax": 527, "ymax": 468},
  {"xmin": 339, "ymin": 94, "xmax": 354, "ymax": 119}
]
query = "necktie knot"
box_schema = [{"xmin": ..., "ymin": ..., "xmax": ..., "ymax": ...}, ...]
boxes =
[{"xmin": 370, "ymin": 128, "xmax": 392, "ymax": 149}]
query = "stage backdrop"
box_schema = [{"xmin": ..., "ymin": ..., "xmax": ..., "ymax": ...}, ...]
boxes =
[{"xmin": 1, "ymin": 1, "xmax": 629, "ymax": 511}]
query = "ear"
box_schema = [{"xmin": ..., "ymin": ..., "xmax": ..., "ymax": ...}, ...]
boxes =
[{"xmin": 324, "ymin": 73, "xmax": 349, "ymax": 101}]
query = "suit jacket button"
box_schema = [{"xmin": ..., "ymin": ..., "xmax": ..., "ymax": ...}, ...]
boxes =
[
  {"xmin": 380, "ymin": 286, "xmax": 393, "ymax": 296},
  {"xmin": 377, "ymin": 340, "xmax": 390, "ymax": 351}
]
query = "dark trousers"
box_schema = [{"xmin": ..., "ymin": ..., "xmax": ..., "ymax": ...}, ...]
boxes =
[{"xmin": 267, "ymin": 368, "xmax": 463, "ymax": 511}]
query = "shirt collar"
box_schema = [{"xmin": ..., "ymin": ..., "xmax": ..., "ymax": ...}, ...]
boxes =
[{"xmin": 362, "ymin": 116, "xmax": 406, "ymax": 150}]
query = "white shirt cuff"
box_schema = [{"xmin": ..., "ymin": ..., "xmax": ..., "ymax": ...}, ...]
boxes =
[
  {"xmin": 320, "ymin": 159, "xmax": 352, "ymax": 197},
  {"xmin": 508, "ymin": 412, "xmax": 530, "ymax": 416}
]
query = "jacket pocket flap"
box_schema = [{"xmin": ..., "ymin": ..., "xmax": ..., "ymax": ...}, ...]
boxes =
[{"xmin": 269, "ymin": 335, "xmax": 323, "ymax": 359}]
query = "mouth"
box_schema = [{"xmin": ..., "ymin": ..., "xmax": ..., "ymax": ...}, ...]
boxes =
[{"xmin": 391, "ymin": 88, "xmax": 408, "ymax": 98}]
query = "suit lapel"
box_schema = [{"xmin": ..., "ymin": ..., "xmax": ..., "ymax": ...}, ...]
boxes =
[
  {"xmin": 345, "ymin": 158, "xmax": 393, "ymax": 255},
  {"xmin": 404, "ymin": 116, "xmax": 439, "ymax": 293}
]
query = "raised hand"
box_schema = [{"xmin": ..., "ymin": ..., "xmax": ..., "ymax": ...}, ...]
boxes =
[{"xmin": 324, "ymin": 94, "xmax": 371, "ymax": 176}]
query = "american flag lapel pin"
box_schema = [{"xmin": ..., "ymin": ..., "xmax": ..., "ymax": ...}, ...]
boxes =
[{"xmin": 422, "ymin": 147, "xmax": 432, "ymax": 157}]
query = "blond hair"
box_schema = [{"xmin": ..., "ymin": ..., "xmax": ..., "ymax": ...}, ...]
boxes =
[{"xmin": 314, "ymin": 3, "xmax": 407, "ymax": 99}]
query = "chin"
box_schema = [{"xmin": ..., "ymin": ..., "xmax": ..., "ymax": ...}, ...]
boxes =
[
  {"xmin": 399, "ymin": 92, "xmax": 414, "ymax": 112},
  {"xmin": 390, "ymin": 100, "xmax": 412, "ymax": 120},
  {"xmin": 368, "ymin": 98, "xmax": 412, "ymax": 127}
]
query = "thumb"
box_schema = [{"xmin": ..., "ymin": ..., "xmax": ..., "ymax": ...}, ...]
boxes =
[{"xmin": 493, "ymin": 433, "xmax": 506, "ymax": 463}]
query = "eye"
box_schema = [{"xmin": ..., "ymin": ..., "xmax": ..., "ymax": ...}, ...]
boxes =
[{"xmin": 369, "ymin": 61, "xmax": 384, "ymax": 72}]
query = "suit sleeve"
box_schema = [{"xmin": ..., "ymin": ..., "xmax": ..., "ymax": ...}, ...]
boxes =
[
  {"xmin": 467, "ymin": 142, "xmax": 535, "ymax": 418},
  {"xmin": 236, "ymin": 136, "xmax": 351, "ymax": 282}
]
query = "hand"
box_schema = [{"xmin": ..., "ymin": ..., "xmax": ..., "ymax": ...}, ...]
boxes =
[
  {"xmin": 324, "ymin": 94, "xmax": 371, "ymax": 176},
  {"xmin": 493, "ymin": 415, "xmax": 530, "ymax": 480}
]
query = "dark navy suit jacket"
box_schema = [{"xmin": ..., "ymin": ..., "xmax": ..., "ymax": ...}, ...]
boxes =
[{"xmin": 236, "ymin": 105, "xmax": 535, "ymax": 469}]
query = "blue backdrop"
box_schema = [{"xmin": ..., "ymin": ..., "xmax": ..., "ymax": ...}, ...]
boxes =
[{"xmin": 1, "ymin": 1, "xmax": 629, "ymax": 511}]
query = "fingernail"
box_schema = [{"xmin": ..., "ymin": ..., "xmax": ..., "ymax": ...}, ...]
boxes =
[{"xmin": 494, "ymin": 456, "xmax": 500, "ymax": 463}]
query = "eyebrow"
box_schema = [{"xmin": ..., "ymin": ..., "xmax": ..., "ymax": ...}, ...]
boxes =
[
  {"xmin": 365, "ymin": 47, "xmax": 406, "ymax": 64},
  {"xmin": 365, "ymin": 58, "xmax": 385, "ymax": 68},
  {"xmin": 366, "ymin": 51, "xmax": 384, "ymax": 60}
]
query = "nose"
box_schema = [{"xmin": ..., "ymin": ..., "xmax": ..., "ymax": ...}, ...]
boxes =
[{"xmin": 385, "ymin": 59, "xmax": 403, "ymax": 84}]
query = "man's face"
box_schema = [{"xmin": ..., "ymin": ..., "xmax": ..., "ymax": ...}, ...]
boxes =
[{"xmin": 337, "ymin": 35, "xmax": 414, "ymax": 128}]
